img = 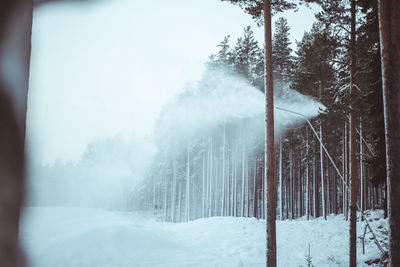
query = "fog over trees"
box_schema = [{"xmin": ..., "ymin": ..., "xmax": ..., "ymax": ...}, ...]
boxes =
[{"xmin": 0, "ymin": 0, "xmax": 398, "ymax": 266}]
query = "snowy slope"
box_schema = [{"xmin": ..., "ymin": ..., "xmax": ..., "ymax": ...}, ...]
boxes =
[{"xmin": 20, "ymin": 207, "xmax": 387, "ymax": 267}]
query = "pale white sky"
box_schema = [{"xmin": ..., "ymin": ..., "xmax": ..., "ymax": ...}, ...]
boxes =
[{"xmin": 27, "ymin": 0, "xmax": 318, "ymax": 164}]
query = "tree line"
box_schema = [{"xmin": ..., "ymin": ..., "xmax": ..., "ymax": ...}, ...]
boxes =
[
  {"xmin": 135, "ymin": 2, "xmax": 384, "ymax": 225},
  {"xmin": 0, "ymin": 0, "xmax": 398, "ymax": 266},
  {"xmin": 221, "ymin": 0, "xmax": 399, "ymax": 266},
  {"xmin": 132, "ymin": 0, "xmax": 399, "ymax": 266}
]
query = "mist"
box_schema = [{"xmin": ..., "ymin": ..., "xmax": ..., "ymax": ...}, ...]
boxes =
[
  {"xmin": 155, "ymin": 68, "xmax": 323, "ymax": 149},
  {"xmin": 16, "ymin": 1, "xmax": 389, "ymax": 266},
  {"xmin": 26, "ymin": 0, "xmax": 323, "ymax": 211},
  {"xmin": 28, "ymin": 66, "xmax": 323, "ymax": 211},
  {"xmin": 27, "ymin": 135, "xmax": 157, "ymax": 209}
]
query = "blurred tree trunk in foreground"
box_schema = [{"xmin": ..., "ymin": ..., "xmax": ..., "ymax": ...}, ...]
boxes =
[{"xmin": 0, "ymin": 0, "xmax": 32, "ymax": 266}]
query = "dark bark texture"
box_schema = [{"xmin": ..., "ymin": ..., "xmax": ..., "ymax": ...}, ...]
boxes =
[
  {"xmin": 264, "ymin": 0, "xmax": 277, "ymax": 266},
  {"xmin": 349, "ymin": 0, "xmax": 357, "ymax": 266},
  {"xmin": 0, "ymin": 0, "xmax": 32, "ymax": 266},
  {"xmin": 378, "ymin": 0, "xmax": 400, "ymax": 266}
]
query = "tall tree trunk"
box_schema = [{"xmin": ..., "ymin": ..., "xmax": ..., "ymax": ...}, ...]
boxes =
[
  {"xmin": 378, "ymin": 0, "xmax": 400, "ymax": 265},
  {"xmin": 299, "ymin": 159, "xmax": 303, "ymax": 217},
  {"xmin": 206, "ymin": 145, "xmax": 210, "ymax": 217},
  {"xmin": 264, "ymin": 0, "xmax": 277, "ymax": 265},
  {"xmin": 326, "ymin": 137, "xmax": 331, "ymax": 215},
  {"xmin": 246, "ymin": 157, "xmax": 250, "ymax": 217},
  {"xmin": 344, "ymin": 121, "xmax": 349, "ymax": 220},
  {"xmin": 285, "ymin": 176, "xmax": 289, "ymax": 219},
  {"xmin": 279, "ymin": 137, "xmax": 283, "ymax": 220},
  {"xmin": 171, "ymin": 157, "xmax": 177, "ymax": 222},
  {"xmin": 241, "ymin": 143, "xmax": 246, "ymax": 217},
  {"xmin": 294, "ymin": 161, "xmax": 297, "ymax": 218},
  {"xmin": 247, "ymin": 157, "xmax": 250, "ymax": 217},
  {"xmin": 178, "ymin": 183, "xmax": 182, "ymax": 222},
  {"xmin": 349, "ymin": 0, "xmax": 358, "ymax": 265},
  {"xmin": 191, "ymin": 169, "xmax": 195, "ymax": 219},
  {"xmin": 164, "ymin": 175, "xmax": 168, "ymax": 221},
  {"xmin": 253, "ymin": 159, "xmax": 257, "ymax": 218},
  {"xmin": 202, "ymin": 151, "xmax": 206, "ymax": 218},
  {"xmin": 262, "ymin": 165, "xmax": 265, "ymax": 219},
  {"xmin": 209, "ymin": 136, "xmax": 213, "ymax": 217},
  {"xmin": 360, "ymin": 119, "xmax": 364, "ymax": 221},
  {"xmin": 326, "ymin": 170, "xmax": 329, "ymax": 215},
  {"xmin": 185, "ymin": 146, "xmax": 190, "ymax": 222},
  {"xmin": 313, "ymin": 133, "xmax": 319, "ymax": 218},
  {"xmin": 233, "ymin": 149, "xmax": 236, "ymax": 216},
  {"xmin": 221, "ymin": 124, "xmax": 226, "ymax": 216},
  {"xmin": 214, "ymin": 155, "xmax": 218, "ymax": 216},
  {"xmin": 227, "ymin": 147, "xmax": 230, "ymax": 216},
  {"xmin": 333, "ymin": 169, "xmax": 336, "ymax": 215},
  {"xmin": 153, "ymin": 175, "xmax": 156, "ymax": 216},
  {"xmin": 342, "ymin": 123, "xmax": 346, "ymax": 215},
  {"xmin": 289, "ymin": 140, "xmax": 293, "ymax": 220},
  {"xmin": 306, "ymin": 132, "xmax": 309, "ymax": 220},
  {"xmin": 0, "ymin": 1, "xmax": 32, "ymax": 266},
  {"xmin": 320, "ymin": 83, "xmax": 326, "ymax": 220}
]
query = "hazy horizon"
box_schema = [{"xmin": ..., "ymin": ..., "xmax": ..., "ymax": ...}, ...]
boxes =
[{"xmin": 27, "ymin": 0, "xmax": 319, "ymax": 165}]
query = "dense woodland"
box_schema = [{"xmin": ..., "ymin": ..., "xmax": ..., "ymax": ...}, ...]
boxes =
[
  {"xmin": 0, "ymin": 0, "xmax": 398, "ymax": 267},
  {"xmin": 133, "ymin": 2, "xmax": 386, "ymax": 223},
  {"xmin": 128, "ymin": 1, "xmax": 396, "ymax": 265}
]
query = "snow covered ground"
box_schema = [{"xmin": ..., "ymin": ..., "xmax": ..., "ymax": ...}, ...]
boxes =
[{"xmin": 20, "ymin": 207, "xmax": 387, "ymax": 267}]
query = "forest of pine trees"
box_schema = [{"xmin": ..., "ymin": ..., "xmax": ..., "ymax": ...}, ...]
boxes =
[
  {"xmin": 130, "ymin": 1, "xmax": 395, "ymax": 265},
  {"xmin": 0, "ymin": 0, "xmax": 398, "ymax": 266},
  {"xmin": 134, "ymin": 4, "xmax": 387, "ymax": 226}
]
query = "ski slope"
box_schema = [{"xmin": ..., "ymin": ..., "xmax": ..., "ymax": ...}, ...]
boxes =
[{"xmin": 21, "ymin": 207, "xmax": 387, "ymax": 267}]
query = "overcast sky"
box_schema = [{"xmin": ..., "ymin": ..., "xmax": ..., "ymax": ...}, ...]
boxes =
[{"xmin": 27, "ymin": 0, "xmax": 318, "ymax": 164}]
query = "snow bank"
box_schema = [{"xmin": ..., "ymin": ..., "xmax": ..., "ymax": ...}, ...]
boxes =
[{"xmin": 21, "ymin": 207, "xmax": 387, "ymax": 267}]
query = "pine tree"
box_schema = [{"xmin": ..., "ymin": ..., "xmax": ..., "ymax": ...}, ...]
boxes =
[
  {"xmin": 356, "ymin": 2, "xmax": 387, "ymax": 215},
  {"xmin": 348, "ymin": 2, "xmax": 358, "ymax": 265},
  {"xmin": 272, "ymin": 17, "xmax": 293, "ymax": 83},
  {"xmin": 303, "ymin": 1, "xmax": 358, "ymax": 263},
  {"xmin": 221, "ymin": 0, "xmax": 296, "ymax": 26},
  {"xmin": 220, "ymin": 1, "xmax": 297, "ymax": 266},
  {"xmin": 263, "ymin": 2, "xmax": 276, "ymax": 265},
  {"xmin": 216, "ymin": 35, "xmax": 233, "ymax": 67},
  {"xmin": 232, "ymin": 26, "xmax": 260, "ymax": 82},
  {"xmin": 292, "ymin": 22, "xmax": 336, "ymax": 98},
  {"xmin": 378, "ymin": 0, "xmax": 400, "ymax": 265},
  {"xmin": 207, "ymin": 35, "xmax": 232, "ymax": 70}
]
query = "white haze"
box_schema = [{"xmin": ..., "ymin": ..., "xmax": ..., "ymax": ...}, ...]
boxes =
[
  {"xmin": 156, "ymin": 69, "xmax": 324, "ymax": 143},
  {"xmin": 28, "ymin": 135, "xmax": 157, "ymax": 208},
  {"xmin": 27, "ymin": 0, "xmax": 319, "ymax": 165},
  {"xmin": 26, "ymin": 0, "xmax": 320, "ymax": 208},
  {"xmin": 29, "ymin": 69, "xmax": 323, "ymax": 208}
]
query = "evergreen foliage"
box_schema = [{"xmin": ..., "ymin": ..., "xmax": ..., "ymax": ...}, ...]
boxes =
[{"xmin": 272, "ymin": 17, "xmax": 293, "ymax": 83}]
